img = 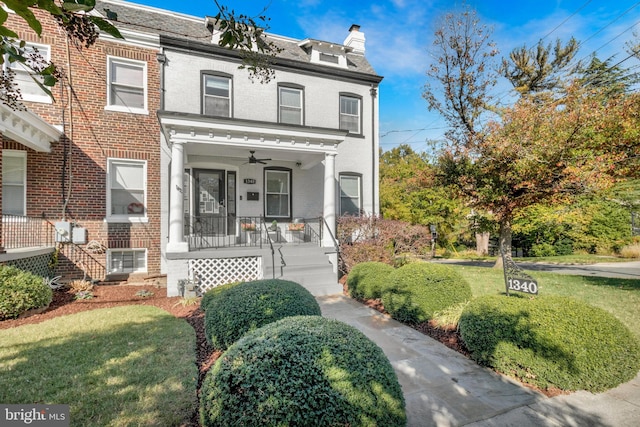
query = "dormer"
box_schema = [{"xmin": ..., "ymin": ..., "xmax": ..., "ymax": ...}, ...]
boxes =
[{"xmin": 298, "ymin": 38, "xmax": 352, "ymax": 69}]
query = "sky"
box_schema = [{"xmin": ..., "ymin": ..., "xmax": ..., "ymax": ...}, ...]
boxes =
[{"xmin": 124, "ymin": 0, "xmax": 639, "ymax": 153}]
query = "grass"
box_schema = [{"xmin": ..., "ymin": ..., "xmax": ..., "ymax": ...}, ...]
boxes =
[
  {"xmin": 451, "ymin": 265, "xmax": 640, "ymax": 339},
  {"xmin": 0, "ymin": 305, "xmax": 197, "ymax": 426}
]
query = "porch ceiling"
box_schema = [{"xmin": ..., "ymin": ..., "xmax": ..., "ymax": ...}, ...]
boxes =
[
  {"xmin": 158, "ymin": 111, "xmax": 346, "ymax": 169},
  {"xmin": 0, "ymin": 104, "xmax": 62, "ymax": 152}
]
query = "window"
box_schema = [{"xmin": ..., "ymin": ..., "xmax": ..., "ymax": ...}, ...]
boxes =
[
  {"xmin": 107, "ymin": 159, "xmax": 147, "ymax": 221},
  {"xmin": 340, "ymin": 95, "xmax": 361, "ymax": 134},
  {"xmin": 279, "ymin": 86, "xmax": 303, "ymax": 125},
  {"xmin": 2, "ymin": 151, "xmax": 26, "ymax": 215},
  {"xmin": 108, "ymin": 249, "xmax": 147, "ymax": 274},
  {"xmin": 203, "ymin": 74, "xmax": 231, "ymax": 117},
  {"xmin": 106, "ymin": 57, "xmax": 147, "ymax": 113},
  {"xmin": 339, "ymin": 174, "xmax": 362, "ymax": 216},
  {"xmin": 6, "ymin": 43, "xmax": 51, "ymax": 103},
  {"xmin": 265, "ymin": 168, "xmax": 291, "ymax": 219}
]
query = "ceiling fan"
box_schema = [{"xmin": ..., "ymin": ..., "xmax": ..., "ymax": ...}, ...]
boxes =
[{"xmin": 245, "ymin": 150, "xmax": 271, "ymax": 165}]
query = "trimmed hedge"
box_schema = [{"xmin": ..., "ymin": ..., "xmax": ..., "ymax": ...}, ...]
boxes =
[
  {"xmin": 203, "ymin": 279, "xmax": 321, "ymax": 350},
  {"xmin": 200, "ymin": 316, "xmax": 406, "ymax": 427},
  {"xmin": 347, "ymin": 261, "xmax": 395, "ymax": 300},
  {"xmin": 459, "ymin": 295, "xmax": 640, "ymax": 392},
  {"xmin": 382, "ymin": 262, "xmax": 472, "ymax": 323},
  {"xmin": 0, "ymin": 265, "xmax": 52, "ymax": 319},
  {"xmin": 200, "ymin": 281, "xmax": 240, "ymax": 312}
]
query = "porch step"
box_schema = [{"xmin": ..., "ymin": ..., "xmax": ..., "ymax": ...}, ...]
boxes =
[{"xmin": 265, "ymin": 244, "xmax": 341, "ymax": 296}]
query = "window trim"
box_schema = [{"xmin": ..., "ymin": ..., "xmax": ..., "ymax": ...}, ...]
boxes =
[
  {"xmin": 6, "ymin": 42, "xmax": 52, "ymax": 104},
  {"xmin": 107, "ymin": 248, "xmax": 148, "ymax": 275},
  {"xmin": 2, "ymin": 150, "xmax": 27, "ymax": 216},
  {"xmin": 264, "ymin": 167, "xmax": 292, "ymax": 220},
  {"xmin": 278, "ymin": 84, "xmax": 304, "ymax": 125},
  {"xmin": 201, "ymin": 71, "xmax": 233, "ymax": 117},
  {"xmin": 339, "ymin": 93, "xmax": 363, "ymax": 135},
  {"xmin": 106, "ymin": 158, "xmax": 148, "ymax": 223},
  {"xmin": 105, "ymin": 56, "xmax": 148, "ymax": 115},
  {"xmin": 339, "ymin": 172, "xmax": 363, "ymax": 217}
]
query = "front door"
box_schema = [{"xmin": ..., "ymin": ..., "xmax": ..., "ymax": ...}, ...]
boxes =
[{"xmin": 194, "ymin": 169, "xmax": 226, "ymax": 235}]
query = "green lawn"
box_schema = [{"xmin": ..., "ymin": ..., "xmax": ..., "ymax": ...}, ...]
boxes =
[
  {"xmin": 0, "ymin": 305, "xmax": 197, "ymax": 427},
  {"xmin": 451, "ymin": 265, "xmax": 640, "ymax": 339}
]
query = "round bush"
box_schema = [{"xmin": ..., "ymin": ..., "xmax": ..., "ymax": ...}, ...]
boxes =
[
  {"xmin": 200, "ymin": 281, "xmax": 240, "ymax": 312},
  {"xmin": 347, "ymin": 261, "xmax": 395, "ymax": 300},
  {"xmin": 381, "ymin": 262, "xmax": 472, "ymax": 323},
  {"xmin": 203, "ymin": 279, "xmax": 321, "ymax": 350},
  {"xmin": 459, "ymin": 295, "xmax": 640, "ymax": 392},
  {"xmin": 0, "ymin": 266, "xmax": 52, "ymax": 319},
  {"xmin": 200, "ymin": 316, "xmax": 406, "ymax": 427}
]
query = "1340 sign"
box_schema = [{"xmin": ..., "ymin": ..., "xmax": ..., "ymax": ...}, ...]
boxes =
[{"xmin": 506, "ymin": 278, "xmax": 538, "ymax": 295}]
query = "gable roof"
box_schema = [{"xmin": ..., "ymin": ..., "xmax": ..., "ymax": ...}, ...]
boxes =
[{"xmin": 95, "ymin": 0, "xmax": 381, "ymax": 80}]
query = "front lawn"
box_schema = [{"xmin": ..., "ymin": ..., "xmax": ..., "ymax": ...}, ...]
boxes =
[
  {"xmin": 451, "ymin": 265, "xmax": 640, "ymax": 339},
  {"xmin": 0, "ymin": 305, "xmax": 197, "ymax": 426}
]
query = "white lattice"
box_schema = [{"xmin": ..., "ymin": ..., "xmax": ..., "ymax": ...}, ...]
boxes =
[{"xmin": 189, "ymin": 257, "xmax": 263, "ymax": 293}]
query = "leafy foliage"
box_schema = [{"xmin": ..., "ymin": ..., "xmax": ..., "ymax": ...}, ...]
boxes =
[
  {"xmin": 459, "ymin": 295, "xmax": 640, "ymax": 392},
  {"xmin": 0, "ymin": 265, "xmax": 52, "ymax": 319},
  {"xmin": 382, "ymin": 262, "xmax": 472, "ymax": 323},
  {"xmin": 200, "ymin": 316, "xmax": 406, "ymax": 427},
  {"xmin": 203, "ymin": 279, "xmax": 321, "ymax": 350},
  {"xmin": 346, "ymin": 261, "xmax": 395, "ymax": 300}
]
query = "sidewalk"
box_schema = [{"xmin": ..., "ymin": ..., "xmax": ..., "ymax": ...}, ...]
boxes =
[{"xmin": 317, "ymin": 294, "xmax": 640, "ymax": 426}]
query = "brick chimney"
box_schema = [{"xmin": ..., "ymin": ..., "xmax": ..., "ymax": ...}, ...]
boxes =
[{"xmin": 344, "ymin": 24, "xmax": 365, "ymax": 55}]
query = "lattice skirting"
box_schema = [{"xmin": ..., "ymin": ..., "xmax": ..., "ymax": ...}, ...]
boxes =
[
  {"xmin": 189, "ymin": 256, "xmax": 263, "ymax": 293},
  {"xmin": 2, "ymin": 253, "xmax": 53, "ymax": 278}
]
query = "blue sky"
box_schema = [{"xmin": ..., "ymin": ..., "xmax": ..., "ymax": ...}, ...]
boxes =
[{"xmin": 125, "ymin": 0, "xmax": 639, "ymax": 153}]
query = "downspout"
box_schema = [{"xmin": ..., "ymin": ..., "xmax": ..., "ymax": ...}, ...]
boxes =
[
  {"xmin": 370, "ymin": 85, "xmax": 378, "ymax": 216},
  {"xmin": 157, "ymin": 48, "xmax": 166, "ymax": 110}
]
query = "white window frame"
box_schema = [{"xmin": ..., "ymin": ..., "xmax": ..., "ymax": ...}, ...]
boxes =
[
  {"xmin": 2, "ymin": 150, "xmax": 27, "ymax": 216},
  {"xmin": 105, "ymin": 56, "xmax": 148, "ymax": 115},
  {"xmin": 5, "ymin": 42, "xmax": 52, "ymax": 104},
  {"xmin": 203, "ymin": 74, "xmax": 232, "ymax": 117},
  {"xmin": 107, "ymin": 248, "xmax": 147, "ymax": 274},
  {"xmin": 264, "ymin": 168, "xmax": 291, "ymax": 219},
  {"xmin": 278, "ymin": 86, "xmax": 303, "ymax": 125},
  {"xmin": 106, "ymin": 158, "xmax": 148, "ymax": 223},
  {"xmin": 339, "ymin": 173, "xmax": 362, "ymax": 216},
  {"xmin": 339, "ymin": 94, "xmax": 361, "ymax": 134}
]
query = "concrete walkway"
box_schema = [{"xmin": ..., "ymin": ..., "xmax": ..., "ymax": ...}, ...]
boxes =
[{"xmin": 317, "ymin": 294, "xmax": 640, "ymax": 427}]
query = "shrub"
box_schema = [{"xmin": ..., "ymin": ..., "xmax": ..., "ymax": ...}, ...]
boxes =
[
  {"xmin": 346, "ymin": 261, "xmax": 395, "ymax": 300},
  {"xmin": 382, "ymin": 262, "xmax": 472, "ymax": 324},
  {"xmin": 203, "ymin": 279, "xmax": 321, "ymax": 350},
  {"xmin": 0, "ymin": 266, "xmax": 53, "ymax": 319},
  {"xmin": 200, "ymin": 281, "xmax": 240, "ymax": 312},
  {"xmin": 459, "ymin": 295, "xmax": 640, "ymax": 393},
  {"xmin": 200, "ymin": 316, "xmax": 406, "ymax": 427},
  {"xmin": 530, "ymin": 242, "xmax": 556, "ymax": 257},
  {"xmin": 620, "ymin": 242, "xmax": 640, "ymax": 259},
  {"xmin": 68, "ymin": 280, "xmax": 93, "ymax": 293}
]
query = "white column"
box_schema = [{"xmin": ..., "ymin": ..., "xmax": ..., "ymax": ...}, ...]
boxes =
[
  {"xmin": 322, "ymin": 153, "xmax": 337, "ymax": 247},
  {"xmin": 166, "ymin": 140, "xmax": 188, "ymax": 252}
]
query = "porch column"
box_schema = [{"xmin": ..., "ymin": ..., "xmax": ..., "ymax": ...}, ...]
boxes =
[
  {"xmin": 322, "ymin": 152, "xmax": 337, "ymax": 247},
  {"xmin": 166, "ymin": 140, "xmax": 188, "ymax": 253}
]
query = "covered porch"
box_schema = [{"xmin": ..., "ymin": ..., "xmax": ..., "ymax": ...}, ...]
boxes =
[{"xmin": 159, "ymin": 112, "xmax": 345, "ymax": 295}]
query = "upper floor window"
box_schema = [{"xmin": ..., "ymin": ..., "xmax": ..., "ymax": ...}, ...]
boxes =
[
  {"xmin": 107, "ymin": 158, "xmax": 147, "ymax": 222},
  {"xmin": 106, "ymin": 57, "xmax": 147, "ymax": 114},
  {"xmin": 279, "ymin": 85, "xmax": 303, "ymax": 125},
  {"xmin": 203, "ymin": 74, "xmax": 232, "ymax": 117},
  {"xmin": 339, "ymin": 173, "xmax": 362, "ymax": 216},
  {"xmin": 265, "ymin": 168, "xmax": 291, "ymax": 219},
  {"xmin": 340, "ymin": 94, "xmax": 361, "ymax": 134},
  {"xmin": 6, "ymin": 43, "xmax": 52, "ymax": 104},
  {"xmin": 2, "ymin": 150, "xmax": 26, "ymax": 215}
]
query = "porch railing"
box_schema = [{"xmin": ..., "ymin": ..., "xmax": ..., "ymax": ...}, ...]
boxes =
[
  {"xmin": 1, "ymin": 214, "xmax": 55, "ymax": 250},
  {"xmin": 185, "ymin": 215, "xmax": 323, "ymax": 250}
]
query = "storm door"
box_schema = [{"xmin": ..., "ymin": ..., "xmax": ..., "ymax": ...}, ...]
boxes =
[{"xmin": 194, "ymin": 169, "xmax": 226, "ymax": 235}]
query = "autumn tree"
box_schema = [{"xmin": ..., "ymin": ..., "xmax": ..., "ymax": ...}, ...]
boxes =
[{"xmin": 0, "ymin": 0, "xmax": 276, "ymax": 109}]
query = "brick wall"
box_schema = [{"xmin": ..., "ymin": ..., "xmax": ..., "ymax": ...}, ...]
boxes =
[{"xmin": 2, "ymin": 9, "xmax": 162, "ymax": 281}]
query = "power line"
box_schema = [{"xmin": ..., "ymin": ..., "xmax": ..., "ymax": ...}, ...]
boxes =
[{"xmin": 540, "ymin": 0, "xmax": 593, "ymax": 42}]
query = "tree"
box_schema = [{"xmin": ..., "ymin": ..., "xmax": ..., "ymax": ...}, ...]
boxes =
[
  {"xmin": 438, "ymin": 84, "xmax": 640, "ymax": 257},
  {"xmin": 0, "ymin": 0, "xmax": 276, "ymax": 109},
  {"xmin": 577, "ymin": 55, "xmax": 640, "ymax": 97},
  {"xmin": 422, "ymin": 5, "xmax": 499, "ymax": 148},
  {"xmin": 501, "ymin": 38, "xmax": 579, "ymax": 96}
]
